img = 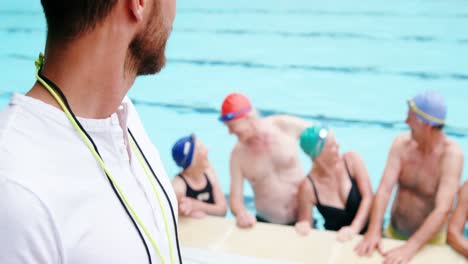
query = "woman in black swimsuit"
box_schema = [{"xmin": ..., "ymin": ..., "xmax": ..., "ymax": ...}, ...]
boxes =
[
  {"xmin": 171, "ymin": 134, "xmax": 227, "ymax": 218},
  {"xmin": 295, "ymin": 126, "xmax": 373, "ymax": 241}
]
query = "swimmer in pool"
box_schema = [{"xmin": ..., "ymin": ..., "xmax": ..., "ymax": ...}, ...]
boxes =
[
  {"xmin": 295, "ymin": 126, "xmax": 372, "ymax": 242},
  {"xmin": 172, "ymin": 134, "xmax": 227, "ymax": 218},
  {"xmin": 355, "ymin": 91, "xmax": 464, "ymax": 264}
]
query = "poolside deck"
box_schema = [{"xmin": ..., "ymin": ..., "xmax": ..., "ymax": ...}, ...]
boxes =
[{"xmin": 179, "ymin": 216, "xmax": 466, "ymax": 263}]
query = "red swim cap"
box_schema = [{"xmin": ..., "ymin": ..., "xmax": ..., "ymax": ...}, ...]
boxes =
[{"xmin": 219, "ymin": 93, "xmax": 252, "ymax": 122}]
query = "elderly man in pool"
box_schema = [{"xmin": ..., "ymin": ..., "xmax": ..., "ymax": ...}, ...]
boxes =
[
  {"xmin": 355, "ymin": 91, "xmax": 464, "ymax": 264},
  {"xmin": 219, "ymin": 93, "xmax": 311, "ymax": 227}
]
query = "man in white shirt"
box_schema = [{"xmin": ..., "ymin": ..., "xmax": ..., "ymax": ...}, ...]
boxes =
[{"xmin": 0, "ymin": 0, "xmax": 179, "ymax": 263}]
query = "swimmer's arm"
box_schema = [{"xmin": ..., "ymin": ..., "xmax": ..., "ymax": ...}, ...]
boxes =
[
  {"xmin": 229, "ymin": 148, "xmax": 248, "ymax": 217},
  {"xmin": 407, "ymin": 146, "xmax": 464, "ymax": 251},
  {"xmin": 172, "ymin": 175, "xmax": 187, "ymax": 202},
  {"xmin": 172, "ymin": 176, "xmax": 190, "ymax": 216},
  {"xmin": 272, "ymin": 115, "xmax": 312, "ymax": 139},
  {"xmin": 347, "ymin": 152, "xmax": 373, "ymax": 233},
  {"xmin": 190, "ymin": 166, "xmax": 228, "ymax": 217},
  {"xmin": 296, "ymin": 179, "xmax": 315, "ymax": 228},
  {"xmin": 448, "ymin": 182, "xmax": 468, "ymax": 257},
  {"xmin": 367, "ymin": 138, "xmax": 402, "ymax": 235}
]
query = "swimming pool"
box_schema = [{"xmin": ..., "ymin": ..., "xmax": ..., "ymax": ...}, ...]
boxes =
[{"xmin": 1, "ymin": 0, "xmax": 467, "ymax": 230}]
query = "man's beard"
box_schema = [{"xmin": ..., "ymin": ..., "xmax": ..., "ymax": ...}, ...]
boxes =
[{"xmin": 126, "ymin": 3, "xmax": 171, "ymax": 76}]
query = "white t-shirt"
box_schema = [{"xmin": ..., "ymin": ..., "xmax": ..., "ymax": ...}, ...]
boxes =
[{"xmin": 0, "ymin": 93, "xmax": 179, "ymax": 264}]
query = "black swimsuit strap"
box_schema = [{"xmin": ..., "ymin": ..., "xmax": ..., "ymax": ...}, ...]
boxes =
[
  {"xmin": 309, "ymin": 156, "xmax": 353, "ymax": 207},
  {"xmin": 180, "ymin": 173, "xmax": 212, "ymax": 191},
  {"xmin": 343, "ymin": 155, "xmax": 353, "ymax": 181},
  {"xmin": 203, "ymin": 172, "xmax": 210, "ymax": 182},
  {"xmin": 178, "ymin": 173, "xmax": 189, "ymax": 185},
  {"xmin": 203, "ymin": 173, "xmax": 213, "ymax": 190},
  {"xmin": 307, "ymin": 175, "xmax": 321, "ymax": 205}
]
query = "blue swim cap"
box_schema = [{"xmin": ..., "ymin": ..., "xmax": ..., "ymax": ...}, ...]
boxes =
[
  {"xmin": 408, "ymin": 91, "xmax": 447, "ymax": 126},
  {"xmin": 172, "ymin": 135, "xmax": 195, "ymax": 169}
]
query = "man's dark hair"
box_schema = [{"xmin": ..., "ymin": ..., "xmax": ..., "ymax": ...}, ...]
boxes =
[{"xmin": 41, "ymin": 0, "xmax": 117, "ymax": 41}]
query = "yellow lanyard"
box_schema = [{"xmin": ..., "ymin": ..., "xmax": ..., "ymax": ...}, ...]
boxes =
[{"xmin": 34, "ymin": 54, "xmax": 175, "ymax": 264}]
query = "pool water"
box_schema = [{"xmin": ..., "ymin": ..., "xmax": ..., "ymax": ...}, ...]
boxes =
[{"xmin": 1, "ymin": 0, "xmax": 467, "ymax": 233}]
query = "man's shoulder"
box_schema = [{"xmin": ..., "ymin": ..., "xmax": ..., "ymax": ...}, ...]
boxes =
[
  {"xmin": 391, "ymin": 132, "xmax": 413, "ymax": 150},
  {"xmin": 0, "ymin": 103, "xmax": 34, "ymax": 162},
  {"xmin": 0, "ymin": 119, "xmax": 10, "ymax": 149},
  {"xmin": 0, "ymin": 102, "xmax": 50, "ymax": 156},
  {"xmin": 230, "ymin": 142, "xmax": 251, "ymax": 166},
  {"xmin": 262, "ymin": 114, "xmax": 294, "ymax": 127},
  {"xmin": 443, "ymin": 137, "xmax": 464, "ymax": 158},
  {"xmin": 260, "ymin": 115, "xmax": 279, "ymax": 126},
  {"xmin": 261, "ymin": 115, "xmax": 299, "ymax": 136},
  {"xmin": 0, "ymin": 94, "xmax": 54, "ymax": 143},
  {"xmin": 231, "ymin": 142, "xmax": 245, "ymax": 155},
  {"xmin": 393, "ymin": 132, "xmax": 412, "ymax": 144},
  {"xmin": 0, "ymin": 102, "xmax": 19, "ymax": 141},
  {"xmin": 0, "ymin": 97, "xmax": 82, "ymax": 192}
]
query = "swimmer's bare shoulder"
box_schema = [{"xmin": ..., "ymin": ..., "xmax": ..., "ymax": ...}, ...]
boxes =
[
  {"xmin": 444, "ymin": 137, "xmax": 463, "ymax": 152},
  {"xmin": 392, "ymin": 132, "xmax": 413, "ymax": 153},
  {"xmin": 261, "ymin": 115, "xmax": 278, "ymax": 126},
  {"xmin": 442, "ymin": 138, "xmax": 464, "ymax": 165},
  {"xmin": 231, "ymin": 142, "xmax": 247, "ymax": 166},
  {"xmin": 266, "ymin": 114, "xmax": 311, "ymax": 137}
]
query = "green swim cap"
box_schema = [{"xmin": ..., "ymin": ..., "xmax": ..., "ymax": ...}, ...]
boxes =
[{"xmin": 300, "ymin": 126, "xmax": 329, "ymax": 160}]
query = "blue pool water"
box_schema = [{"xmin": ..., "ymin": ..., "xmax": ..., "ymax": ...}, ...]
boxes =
[{"xmin": 1, "ymin": 0, "xmax": 467, "ymax": 232}]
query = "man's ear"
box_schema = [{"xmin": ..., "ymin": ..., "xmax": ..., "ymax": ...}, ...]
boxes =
[{"xmin": 128, "ymin": 0, "xmax": 146, "ymax": 22}]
